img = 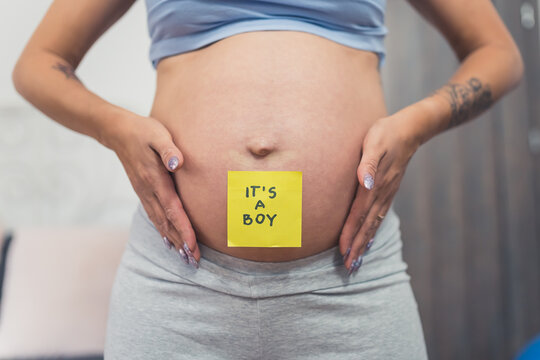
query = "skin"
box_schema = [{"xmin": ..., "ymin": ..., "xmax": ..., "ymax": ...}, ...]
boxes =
[
  {"xmin": 341, "ymin": 0, "xmax": 523, "ymax": 273},
  {"xmin": 12, "ymin": 0, "xmax": 523, "ymax": 274},
  {"xmin": 11, "ymin": 0, "xmax": 200, "ymax": 262},
  {"xmin": 150, "ymin": 31, "xmax": 386, "ymax": 263}
]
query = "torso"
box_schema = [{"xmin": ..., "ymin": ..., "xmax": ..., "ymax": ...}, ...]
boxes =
[{"xmin": 149, "ymin": 31, "xmax": 387, "ymax": 262}]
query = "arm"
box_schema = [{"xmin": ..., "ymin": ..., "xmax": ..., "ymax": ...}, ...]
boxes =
[
  {"xmin": 12, "ymin": 0, "xmax": 201, "ymax": 265},
  {"xmin": 399, "ymin": 0, "xmax": 524, "ymax": 146},
  {"xmin": 12, "ymin": 0, "xmax": 136, "ymax": 147},
  {"xmin": 341, "ymin": 0, "xmax": 524, "ymax": 273}
]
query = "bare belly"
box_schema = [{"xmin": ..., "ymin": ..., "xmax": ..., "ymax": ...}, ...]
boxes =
[{"xmin": 149, "ymin": 31, "xmax": 387, "ymax": 262}]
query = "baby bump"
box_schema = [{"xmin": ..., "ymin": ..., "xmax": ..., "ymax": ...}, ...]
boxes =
[
  {"xmin": 166, "ymin": 110, "xmax": 374, "ymax": 261},
  {"xmin": 149, "ymin": 31, "xmax": 387, "ymax": 261}
]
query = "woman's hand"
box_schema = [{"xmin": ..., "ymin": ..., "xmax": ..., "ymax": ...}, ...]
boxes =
[
  {"xmin": 339, "ymin": 111, "xmax": 422, "ymax": 276},
  {"xmin": 103, "ymin": 113, "xmax": 200, "ymax": 268}
]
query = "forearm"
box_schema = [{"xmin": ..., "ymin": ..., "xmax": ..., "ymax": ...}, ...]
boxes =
[
  {"xmin": 398, "ymin": 44, "xmax": 524, "ymax": 146},
  {"xmin": 12, "ymin": 49, "xmax": 132, "ymax": 149}
]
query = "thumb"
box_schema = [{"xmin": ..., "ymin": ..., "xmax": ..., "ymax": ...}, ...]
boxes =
[
  {"xmin": 357, "ymin": 148, "xmax": 381, "ymax": 190},
  {"xmin": 150, "ymin": 136, "xmax": 184, "ymax": 172},
  {"xmin": 165, "ymin": 150, "xmax": 184, "ymax": 172}
]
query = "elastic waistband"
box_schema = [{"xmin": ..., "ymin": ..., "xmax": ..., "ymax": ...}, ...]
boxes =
[
  {"xmin": 198, "ymin": 236, "xmax": 344, "ymax": 275},
  {"xmin": 126, "ymin": 201, "xmax": 409, "ymax": 298}
]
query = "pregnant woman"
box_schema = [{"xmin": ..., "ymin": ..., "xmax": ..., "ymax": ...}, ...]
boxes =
[{"xmin": 12, "ymin": 0, "xmax": 523, "ymax": 358}]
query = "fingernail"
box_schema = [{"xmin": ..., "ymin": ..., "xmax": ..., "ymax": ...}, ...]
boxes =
[
  {"xmin": 189, "ymin": 256, "xmax": 199, "ymax": 269},
  {"xmin": 183, "ymin": 242, "xmax": 193, "ymax": 257},
  {"xmin": 178, "ymin": 248, "xmax": 189, "ymax": 264},
  {"xmin": 163, "ymin": 236, "xmax": 172, "ymax": 249},
  {"xmin": 183, "ymin": 243, "xmax": 199, "ymax": 269},
  {"xmin": 363, "ymin": 174, "xmax": 374, "ymax": 190},
  {"xmin": 343, "ymin": 247, "xmax": 351, "ymax": 262},
  {"xmin": 366, "ymin": 237, "xmax": 375, "ymax": 250},
  {"xmin": 348, "ymin": 255, "xmax": 363, "ymax": 276},
  {"xmin": 168, "ymin": 156, "xmax": 179, "ymax": 171}
]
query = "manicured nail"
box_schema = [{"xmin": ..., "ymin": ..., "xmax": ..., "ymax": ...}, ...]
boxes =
[
  {"xmin": 183, "ymin": 243, "xmax": 199, "ymax": 269},
  {"xmin": 163, "ymin": 236, "xmax": 172, "ymax": 249},
  {"xmin": 183, "ymin": 242, "xmax": 193, "ymax": 257},
  {"xmin": 189, "ymin": 256, "xmax": 199, "ymax": 269},
  {"xmin": 178, "ymin": 248, "xmax": 189, "ymax": 264},
  {"xmin": 366, "ymin": 237, "xmax": 375, "ymax": 250},
  {"xmin": 348, "ymin": 255, "xmax": 363, "ymax": 276},
  {"xmin": 168, "ymin": 156, "xmax": 179, "ymax": 171},
  {"xmin": 343, "ymin": 247, "xmax": 351, "ymax": 262},
  {"xmin": 363, "ymin": 174, "xmax": 374, "ymax": 190}
]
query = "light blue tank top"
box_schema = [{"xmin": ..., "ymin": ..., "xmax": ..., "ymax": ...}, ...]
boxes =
[{"xmin": 145, "ymin": 0, "xmax": 387, "ymax": 69}]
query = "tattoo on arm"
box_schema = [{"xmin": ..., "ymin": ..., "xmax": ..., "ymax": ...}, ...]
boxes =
[
  {"xmin": 52, "ymin": 62, "xmax": 79, "ymax": 81},
  {"xmin": 435, "ymin": 77, "xmax": 493, "ymax": 129}
]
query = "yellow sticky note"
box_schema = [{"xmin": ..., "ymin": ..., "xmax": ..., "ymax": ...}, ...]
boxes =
[{"xmin": 227, "ymin": 171, "xmax": 302, "ymax": 247}]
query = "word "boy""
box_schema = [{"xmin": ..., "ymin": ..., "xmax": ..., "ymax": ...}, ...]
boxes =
[{"xmin": 243, "ymin": 185, "xmax": 277, "ymax": 226}]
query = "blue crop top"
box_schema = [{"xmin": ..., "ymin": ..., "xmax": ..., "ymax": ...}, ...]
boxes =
[{"xmin": 145, "ymin": 0, "xmax": 388, "ymax": 69}]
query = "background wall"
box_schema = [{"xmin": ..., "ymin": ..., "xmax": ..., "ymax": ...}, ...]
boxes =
[
  {"xmin": 0, "ymin": 1, "xmax": 152, "ymax": 226},
  {"xmin": 0, "ymin": 1, "xmax": 538, "ymax": 359},
  {"xmin": 384, "ymin": 1, "xmax": 540, "ymax": 359}
]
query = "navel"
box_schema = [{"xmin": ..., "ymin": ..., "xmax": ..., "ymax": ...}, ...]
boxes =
[{"xmin": 246, "ymin": 138, "xmax": 277, "ymax": 158}]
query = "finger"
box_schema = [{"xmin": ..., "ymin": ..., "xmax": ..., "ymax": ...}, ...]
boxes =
[
  {"xmin": 146, "ymin": 195, "xmax": 193, "ymax": 265},
  {"xmin": 357, "ymin": 145, "xmax": 386, "ymax": 191},
  {"xmin": 339, "ymin": 183, "xmax": 372, "ymax": 257},
  {"xmin": 153, "ymin": 172, "xmax": 200, "ymax": 261},
  {"xmin": 141, "ymin": 138, "xmax": 199, "ymax": 267},
  {"xmin": 148, "ymin": 132, "xmax": 184, "ymax": 172},
  {"xmin": 344, "ymin": 199, "xmax": 380, "ymax": 269},
  {"xmin": 134, "ymin": 169, "xmax": 183, "ymax": 247},
  {"xmin": 163, "ymin": 221, "xmax": 193, "ymax": 266},
  {"xmin": 145, "ymin": 195, "xmax": 182, "ymax": 245},
  {"xmin": 346, "ymin": 200, "xmax": 391, "ymax": 273}
]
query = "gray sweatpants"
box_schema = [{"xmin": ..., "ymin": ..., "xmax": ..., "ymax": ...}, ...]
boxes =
[{"xmin": 104, "ymin": 202, "xmax": 428, "ymax": 359}]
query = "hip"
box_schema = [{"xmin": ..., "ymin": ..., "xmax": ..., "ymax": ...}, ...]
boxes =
[
  {"xmin": 104, "ymin": 203, "xmax": 428, "ymax": 359},
  {"xmin": 124, "ymin": 200, "xmax": 408, "ymax": 296}
]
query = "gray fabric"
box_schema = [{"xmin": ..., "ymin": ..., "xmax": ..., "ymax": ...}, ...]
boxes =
[{"xmin": 104, "ymin": 202, "xmax": 428, "ymax": 359}]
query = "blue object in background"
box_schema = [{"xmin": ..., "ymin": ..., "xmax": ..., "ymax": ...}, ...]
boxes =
[{"xmin": 515, "ymin": 333, "xmax": 540, "ymax": 360}]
